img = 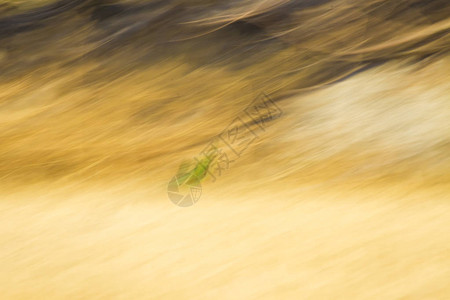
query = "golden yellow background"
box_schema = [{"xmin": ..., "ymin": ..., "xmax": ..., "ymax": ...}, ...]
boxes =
[{"xmin": 0, "ymin": 0, "xmax": 449, "ymax": 298}]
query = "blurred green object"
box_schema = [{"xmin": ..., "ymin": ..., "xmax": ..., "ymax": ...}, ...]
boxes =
[{"xmin": 176, "ymin": 155, "xmax": 215, "ymax": 186}]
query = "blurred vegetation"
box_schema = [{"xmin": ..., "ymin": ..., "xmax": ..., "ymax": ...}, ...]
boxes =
[{"xmin": 0, "ymin": 0, "xmax": 448, "ymax": 189}]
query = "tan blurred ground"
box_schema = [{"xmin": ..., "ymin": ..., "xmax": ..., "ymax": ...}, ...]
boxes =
[{"xmin": 1, "ymin": 183, "xmax": 449, "ymax": 299}]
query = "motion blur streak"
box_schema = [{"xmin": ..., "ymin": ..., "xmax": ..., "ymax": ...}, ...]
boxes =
[{"xmin": 0, "ymin": 0, "xmax": 449, "ymax": 299}]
